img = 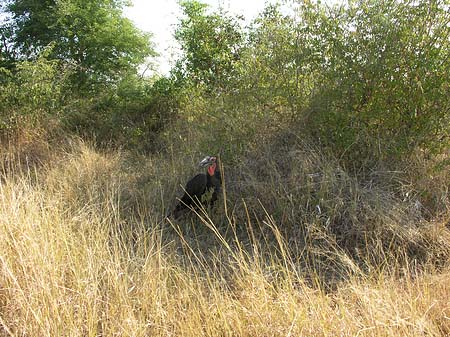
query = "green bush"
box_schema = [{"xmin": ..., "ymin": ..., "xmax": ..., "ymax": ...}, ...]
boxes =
[
  {"xmin": 302, "ymin": 0, "xmax": 450, "ymax": 164},
  {"xmin": 178, "ymin": 0, "xmax": 450, "ymax": 168},
  {"xmin": 0, "ymin": 55, "xmax": 72, "ymax": 134}
]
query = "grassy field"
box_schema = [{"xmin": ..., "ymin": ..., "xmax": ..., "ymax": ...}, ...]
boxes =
[
  {"xmin": 1, "ymin": 0, "xmax": 449, "ymax": 335},
  {"xmin": 0, "ymin": 138, "xmax": 449, "ymax": 337}
]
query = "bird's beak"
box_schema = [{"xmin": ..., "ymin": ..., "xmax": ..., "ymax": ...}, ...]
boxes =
[{"xmin": 199, "ymin": 156, "xmax": 211, "ymax": 168}]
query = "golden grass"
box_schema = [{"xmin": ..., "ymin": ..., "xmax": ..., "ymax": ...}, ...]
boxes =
[{"xmin": 0, "ymin": 141, "xmax": 449, "ymax": 336}]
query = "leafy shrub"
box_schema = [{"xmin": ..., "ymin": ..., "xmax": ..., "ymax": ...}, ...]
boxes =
[
  {"xmin": 118, "ymin": 76, "xmax": 183, "ymax": 151},
  {"xmin": 174, "ymin": 0, "xmax": 243, "ymax": 92},
  {"xmin": 0, "ymin": 55, "xmax": 72, "ymax": 134},
  {"xmin": 185, "ymin": 0, "xmax": 450, "ymax": 168},
  {"xmin": 301, "ymin": 0, "xmax": 450, "ymax": 164}
]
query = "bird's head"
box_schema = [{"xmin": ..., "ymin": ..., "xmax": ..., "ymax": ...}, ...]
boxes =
[{"xmin": 199, "ymin": 156, "xmax": 217, "ymax": 176}]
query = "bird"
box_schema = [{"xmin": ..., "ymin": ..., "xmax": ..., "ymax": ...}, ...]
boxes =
[{"xmin": 172, "ymin": 155, "xmax": 222, "ymax": 219}]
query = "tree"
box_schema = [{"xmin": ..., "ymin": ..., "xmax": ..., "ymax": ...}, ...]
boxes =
[
  {"xmin": 1, "ymin": 0, "xmax": 154, "ymax": 89},
  {"xmin": 174, "ymin": 0, "xmax": 243, "ymax": 92}
]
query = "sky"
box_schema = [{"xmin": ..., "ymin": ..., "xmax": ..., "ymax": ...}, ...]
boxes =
[{"xmin": 123, "ymin": 0, "xmax": 279, "ymax": 75}]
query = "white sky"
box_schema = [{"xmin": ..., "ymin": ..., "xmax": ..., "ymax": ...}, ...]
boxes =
[{"xmin": 123, "ymin": 0, "xmax": 279, "ymax": 75}]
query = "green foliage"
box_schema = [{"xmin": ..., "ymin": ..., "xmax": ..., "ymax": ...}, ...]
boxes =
[
  {"xmin": 236, "ymin": 5, "xmax": 316, "ymax": 115},
  {"xmin": 2, "ymin": 0, "xmax": 449, "ymax": 170},
  {"xmin": 175, "ymin": 0, "xmax": 449, "ymax": 168},
  {"xmin": 3, "ymin": 0, "xmax": 154, "ymax": 89},
  {"xmin": 0, "ymin": 53, "xmax": 72, "ymax": 132},
  {"xmin": 174, "ymin": 0, "xmax": 243, "ymax": 92},
  {"xmin": 301, "ymin": 0, "xmax": 450, "ymax": 163},
  {"xmin": 107, "ymin": 75, "xmax": 183, "ymax": 151},
  {"xmin": 0, "ymin": 53, "xmax": 171, "ymax": 151},
  {"xmin": 0, "ymin": 10, "xmax": 16, "ymax": 69},
  {"xmin": 0, "ymin": 0, "xmax": 166, "ymax": 148}
]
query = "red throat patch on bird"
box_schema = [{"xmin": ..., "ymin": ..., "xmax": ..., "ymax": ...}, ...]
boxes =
[{"xmin": 208, "ymin": 163, "xmax": 216, "ymax": 176}]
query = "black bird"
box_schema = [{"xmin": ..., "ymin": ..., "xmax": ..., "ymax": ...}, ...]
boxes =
[{"xmin": 172, "ymin": 155, "xmax": 222, "ymax": 218}]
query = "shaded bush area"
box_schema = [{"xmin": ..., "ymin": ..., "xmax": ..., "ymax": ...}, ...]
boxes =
[
  {"xmin": 225, "ymin": 131, "xmax": 450, "ymax": 275},
  {"xmin": 0, "ymin": 55, "xmax": 182, "ymax": 152},
  {"xmin": 303, "ymin": 0, "xmax": 450, "ymax": 164},
  {"xmin": 0, "ymin": 56, "xmax": 69, "ymax": 134},
  {"xmin": 0, "ymin": 0, "xmax": 171, "ymax": 151},
  {"xmin": 187, "ymin": 0, "xmax": 450, "ymax": 167}
]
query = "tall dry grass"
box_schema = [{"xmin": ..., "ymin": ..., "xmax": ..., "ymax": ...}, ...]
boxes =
[{"xmin": 0, "ymin": 140, "xmax": 449, "ymax": 336}]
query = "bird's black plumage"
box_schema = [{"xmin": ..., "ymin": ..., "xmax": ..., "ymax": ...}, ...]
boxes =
[{"xmin": 172, "ymin": 156, "xmax": 222, "ymax": 218}]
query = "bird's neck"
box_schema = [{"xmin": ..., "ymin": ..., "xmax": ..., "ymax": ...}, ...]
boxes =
[{"xmin": 208, "ymin": 163, "xmax": 216, "ymax": 176}]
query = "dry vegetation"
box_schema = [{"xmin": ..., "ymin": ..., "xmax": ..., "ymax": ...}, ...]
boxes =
[
  {"xmin": 1, "ymin": 136, "xmax": 449, "ymax": 337},
  {"xmin": 1, "ymin": 0, "xmax": 449, "ymax": 335}
]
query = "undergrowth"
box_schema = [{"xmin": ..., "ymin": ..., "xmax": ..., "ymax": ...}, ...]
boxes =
[{"xmin": 0, "ymin": 136, "xmax": 449, "ymax": 336}]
